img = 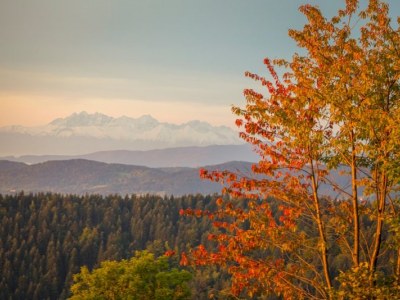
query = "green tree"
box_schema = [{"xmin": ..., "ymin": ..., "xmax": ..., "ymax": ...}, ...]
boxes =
[{"xmin": 69, "ymin": 250, "xmax": 192, "ymax": 300}]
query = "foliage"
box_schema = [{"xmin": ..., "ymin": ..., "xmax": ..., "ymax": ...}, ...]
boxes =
[
  {"xmin": 0, "ymin": 192, "xmax": 229, "ymax": 299},
  {"xmin": 69, "ymin": 250, "xmax": 192, "ymax": 300},
  {"xmin": 336, "ymin": 262, "xmax": 400, "ymax": 299},
  {"xmin": 181, "ymin": 0, "xmax": 400, "ymax": 298}
]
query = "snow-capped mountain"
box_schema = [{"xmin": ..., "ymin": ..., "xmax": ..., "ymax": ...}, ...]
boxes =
[{"xmin": 0, "ymin": 112, "xmax": 243, "ymax": 156}]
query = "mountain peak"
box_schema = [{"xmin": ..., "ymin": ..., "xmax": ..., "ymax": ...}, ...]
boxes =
[
  {"xmin": 49, "ymin": 111, "xmax": 113, "ymax": 127},
  {"xmin": 135, "ymin": 114, "xmax": 159, "ymax": 126}
]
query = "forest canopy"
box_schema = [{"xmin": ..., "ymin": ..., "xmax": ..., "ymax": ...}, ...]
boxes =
[{"xmin": 0, "ymin": 193, "xmax": 229, "ymax": 300}]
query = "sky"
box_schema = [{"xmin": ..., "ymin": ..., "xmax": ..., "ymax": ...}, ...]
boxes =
[{"xmin": 0, "ymin": 0, "xmax": 399, "ymax": 127}]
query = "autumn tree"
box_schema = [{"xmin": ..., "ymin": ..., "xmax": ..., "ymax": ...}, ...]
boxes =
[{"xmin": 181, "ymin": 0, "xmax": 400, "ymax": 298}]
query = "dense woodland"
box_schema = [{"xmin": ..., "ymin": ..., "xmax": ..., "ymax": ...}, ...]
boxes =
[
  {"xmin": 2, "ymin": 192, "xmax": 398, "ymax": 299},
  {"xmin": 0, "ymin": 192, "xmax": 232, "ymax": 299}
]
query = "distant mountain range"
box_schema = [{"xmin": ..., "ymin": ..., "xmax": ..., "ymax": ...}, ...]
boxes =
[
  {"xmin": 0, "ymin": 159, "xmax": 254, "ymax": 196},
  {"xmin": 0, "ymin": 112, "xmax": 243, "ymax": 156},
  {"xmin": 0, "ymin": 112, "xmax": 261, "ymax": 196},
  {"xmin": 1, "ymin": 144, "xmax": 259, "ymax": 168}
]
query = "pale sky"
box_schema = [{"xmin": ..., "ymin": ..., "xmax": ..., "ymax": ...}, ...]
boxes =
[{"xmin": 0, "ymin": 0, "xmax": 399, "ymax": 127}]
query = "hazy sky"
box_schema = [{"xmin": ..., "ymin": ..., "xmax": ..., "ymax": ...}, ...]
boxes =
[{"xmin": 1, "ymin": 0, "xmax": 399, "ymax": 127}]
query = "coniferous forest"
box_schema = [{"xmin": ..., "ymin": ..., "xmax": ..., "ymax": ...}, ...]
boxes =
[
  {"xmin": 0, "ymin": 192, "xmax": 231, "ymax": 299},
  {"xmin": 2, "ymin": 192, "xmax": 398, "ymax": 299}
]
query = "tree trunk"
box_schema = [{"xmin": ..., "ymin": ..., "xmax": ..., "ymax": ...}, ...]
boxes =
[
  {"xmin": 369, "ymin": 171, "xmax": 387, "ymax": 275},
  {"xmin": 310, "ymin": 160, "xmax": 332, "ymax": 294},
  {"xmin": 350, "ymin": 130, "xmax": 360, "ymax": 267}
]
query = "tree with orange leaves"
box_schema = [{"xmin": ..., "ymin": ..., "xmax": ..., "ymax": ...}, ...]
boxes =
[{"xmin": 181, "ymin": 1, "xmax": 400, "ymax": 298}]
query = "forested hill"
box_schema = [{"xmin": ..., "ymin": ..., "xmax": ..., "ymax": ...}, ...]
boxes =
[
  {"xmin": 0, "ymin": 159, "xmax": 254, "ymax": 196},
  {"xmin": 1, "ymin": 144, "xmax": 259, "ymax": 167},
  {"xmin": 0, "ymin": 193, "xmax": 228, "ymax": 299}
]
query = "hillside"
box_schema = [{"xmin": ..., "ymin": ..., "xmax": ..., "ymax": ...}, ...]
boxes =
[{"xmin": 0, "ymin": 159, "xmax": 254, "ymax": 196}]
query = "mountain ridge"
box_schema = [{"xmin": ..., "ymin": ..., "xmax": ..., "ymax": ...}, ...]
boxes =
[
  {"xmin": 0, "ymin": 112, "xmax": 243, "ymax": 156},
  {"xmin": 0, "ymin": 158, "xmax": 355, "ymax": 199},
  {"xmin": 1, "ymin": 144, "xmax": 259, "ymax": 167},
  {"xmin": 0, "ymin": 159, "xmax": 254, "ymax": 196}
]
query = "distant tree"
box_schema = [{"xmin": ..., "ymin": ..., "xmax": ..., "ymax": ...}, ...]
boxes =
[
  {"xmin": 69, "ymin": 250, "xmax": 192, "ymax": 300},
  {"xmin": 182, "ymin": 0, "xmax": 400, "ymax": 298}
]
